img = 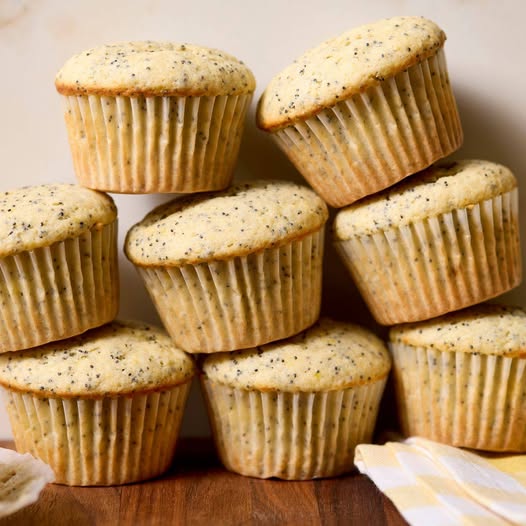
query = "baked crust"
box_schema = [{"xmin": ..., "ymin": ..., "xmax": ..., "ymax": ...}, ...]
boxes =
[
  {"xmin": 0, "ymin": 320, "xmax": 196, "ymax": 397},
  {"xmin": 333, "ymin": 160, "xmax": 517, "ymax": 239},
  {"xmin": 390, "ymin": 305, "xmax": 526, "ymax": 358},
  {"xmin": 56, "ymin": 41, "xmax": 255, "ymax": 97},
  {"xmin": 257, "ymin": 16, "xmax": 445, "ymax": 131},
  {"xmin": 125, "ymin": 180, "xmax": 329, "ymax": 266},
  {"xmin": 203, "ymin": 318, "xmax": 391, "ymax": 392},
  {"xmin": 0, "ymin": 184, "xmax": 116, "ymax": 257}
]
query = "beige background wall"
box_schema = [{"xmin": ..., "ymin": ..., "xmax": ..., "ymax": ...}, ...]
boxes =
[{"xmin": 0, "ymin": 0, "xmax": 524, "ymax": 438}]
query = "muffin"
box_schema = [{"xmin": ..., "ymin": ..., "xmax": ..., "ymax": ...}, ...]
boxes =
[
  {"xmin": 201, "ymin": 318, "xmax": 391, "ymax": 479},
  {"xmin": 55, "ymin": 41, "xmax": 255, "ymax": 193},
  {"xmin": 0, "ymin": 320, "xmax": 196, "ymax": 485},
  {"xmin": 0, "ymin": 183, "xmax": 118, "ymax": 352},
  {"xmin": 125, "ymin": 180, "xmax": 328, "ymax": 353},
  {"xmin": 333, "ymin": 160, "xmax": 521, "ymax": 325},
  {"xmin": 257, "ymin": 16, "xmax": 463, "ymax": 207},
  {"xmin": 389, "ymin": 304, "xmax": 526, "ymax": 451}
]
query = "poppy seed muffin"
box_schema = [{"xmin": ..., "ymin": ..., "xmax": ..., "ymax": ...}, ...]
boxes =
[
  {"xmin": 389, "ymin": 304, "xmax": 526, "ymax": 451},
  {"xmin": 0, "ymin": 320, "xmax": 196, "ymax": 485},
  {"xmin": 201, "ymin": 318, "xmax": 391, "ymax": 479},
  {"xmin": 0, "ymin": 183, "xmax": 118, "ymax": 352},
  {"xmin": 257, "ymin": 16, "xmax": 462, "ymax": 207},
  {"xmin": 56, "ymin": 41, "xmax": 255, "ymax": 193},
  {"xmin": 125, "ymin": 179, "xmax": 328, "ymax": 353},
  {"xmin": 333, "ymin": 160, "xmax": 521, "ymax": 325}
]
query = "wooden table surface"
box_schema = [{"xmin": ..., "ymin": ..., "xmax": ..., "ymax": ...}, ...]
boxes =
[{"xmin": 0, "ymin": 439, "xmax": 408, "ymax": 526}]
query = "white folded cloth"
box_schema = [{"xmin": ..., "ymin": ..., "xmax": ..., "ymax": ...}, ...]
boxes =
[{"xmin": 355, "ymin": 437, "xmax": 526, "ymax": 526}]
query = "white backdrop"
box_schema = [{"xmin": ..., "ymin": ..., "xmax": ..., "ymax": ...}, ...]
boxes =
[{"xmin": 0, "ymin": 0, "xmax": 524, "ymax": 438}]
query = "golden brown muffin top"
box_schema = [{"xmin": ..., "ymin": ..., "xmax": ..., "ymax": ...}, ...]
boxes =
[
  {"xmin": 0, "ymin": 320, "xmax": 195, "ymax": 398},
  {"xmin": 257, "ymin": 16, "xmax": 445, "ymax": 131},
  {"xmin": 0, "ymin": 183, "xmax": 116, "ymax": 258},
  {"xmin": 202, "ymin": 318, "xmax": 391, "ymax": 392},
  {"xmin": 55, "ymin": 41, "xmax": 255, "ymax": 97},
  {"xmin": 333, "ymin": 160, "xmax": 517, "ymax": 239},
  {"xmin": 125, "ymin": 180, "xmax": 328, "ymax": 266},
  {"xmin": 390, "ymin": 304, "xmax": 526, "ymax": 357}
]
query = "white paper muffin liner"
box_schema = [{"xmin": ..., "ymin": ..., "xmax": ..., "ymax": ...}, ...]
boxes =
[
  {"xmin": 334, "ymin": 188, "xmax": 521, "ymax": 325},
  {"xmin": 136, "ymin": 228, "xmax": 324, "ymax": 353},
  {"xmin": 0, "ymin": 222, "xmax": 118, "ymax": 352},
  {"xmin": 273, "ymin": 49, "xmax": 463, "ymax": 207},
  {"xmin": 0, "ymin": 448, "xmax": 54, "ymax": 518},
  {"xmin": 390, "ymin": 342, "xmax": 526, "ymax": 451},
  {"xmin": 3, "ymin": 381, "xmax": 191, "ymax": 485},
  {"xmin": 63, "ymin": 93, "xmax": 252, "ymax": 193},
  {"xmin": 202, "ymin": 376, "xmax": 386, "ymax": 479}
]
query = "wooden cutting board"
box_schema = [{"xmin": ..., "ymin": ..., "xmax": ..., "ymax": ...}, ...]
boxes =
[{"xmin": 0, "ymin": 439, "xmax": 407, "ymax": 525}]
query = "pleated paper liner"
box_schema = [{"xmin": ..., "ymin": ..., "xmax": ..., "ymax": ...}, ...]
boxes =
[
  {"xmin": 390, "ymin": 342, "xmax": 526, "ymax": 451},
  {"xmin": 62, "ymin": 93, "xmax": 252, "ymax": 193},
  {"xmin": 201, "ymin": 377, "xmax": 387, "ymax": 479},
  {"xmin": 135, "ymin": 228, "xmax": 324, "ymax": 353},
  {"xmin": 0, "ymin": 222, "xmax": 118, "ymax": 352},
  {"xmin": 334, "ymin": 188, "xmax": 521, "ymax": 325},
  {"xmin": 0, "ymin": 448, "xmax": 54, "ymax": 518},
  {"xmin": 273, "ymin": 48, "xmax": 463, "ymax": 207},
  {"xmin": 3, "ymin": 381, "xmax": 191, "ymax": 485}
]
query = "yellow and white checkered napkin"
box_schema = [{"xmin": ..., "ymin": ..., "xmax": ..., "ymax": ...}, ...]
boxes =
[{"xmin": 355, "ymin": 437, "xmax": 526, "ymax": 526}]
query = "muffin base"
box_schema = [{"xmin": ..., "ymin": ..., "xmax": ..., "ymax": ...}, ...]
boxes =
[
  {"xmin": 201, "ymin": 377, "xmax": 387, "ymax": 479},
  {"xmin": 334, "ymin": 188, "xmax": 521, "ymax": 325},
  {"xmin": 3, "ymin": 382, "xmax": 191, "ymax": 485},
  {"xmin": 273, "ymin": 48, "xmax": 463, "ymax": 207},
  {"xmin": 0, "ymin": 222, "xmax": 118, "ymax": 352},
  {"xmin": 136, "ymin": 228, "xmax": 324, "ymax": 353},
  {"xmin": 63, "ymin": 93, "xmax": 252, "ymax": 193},
  {"xmin": 390, "ymin": 343, "xmax": 526, "ymax": 451}
]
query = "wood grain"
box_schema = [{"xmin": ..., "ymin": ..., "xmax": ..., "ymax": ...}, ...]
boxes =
[{"xmin": 0, "ymin": 439, "xmax": 408, "ymax": 526}]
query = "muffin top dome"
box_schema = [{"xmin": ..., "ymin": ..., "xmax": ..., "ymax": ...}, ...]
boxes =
[
  {"xmin": 257, "ymin": 16, "xmax": 445, "ymax": 131},
  {"xmin": 202, "ymin": 318, "xmax": 391, "ymax": 392},
  {"xmin": 390, "ymin": 304, "xmax": 526, "ymax": 357},
  {"xmin": 0, "ymin": 183, "xmax": 116, "ymax": 257},
  {"xmin": 125, "ymin": 179, "xmax": 328, "ymax": 266},
  {"xmin": 333, "ymin": 160, "xmax": 517, "ymax": 239},
  {"xmin": 55, "ymin": 41, "xmax": 255, "ymax": 97},
  {"xmin": 0, "ymin": 320, "xmax": 195, "ymax": 397}
]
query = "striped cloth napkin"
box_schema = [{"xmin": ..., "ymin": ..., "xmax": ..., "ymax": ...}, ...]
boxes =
[{"xmin": 355, "ymin": 437, "xmax": 526, "ymax": 525}]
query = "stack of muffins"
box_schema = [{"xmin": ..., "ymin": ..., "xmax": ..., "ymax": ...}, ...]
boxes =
[
  {"xmin": 257, "ymin": 16, "xmax": 524, "ymax": 452},
  {"xmin": 0, "ymin": 14, "xmax": 523, "ymax": 490},
  {"xmin": 0, "ymin": 42, "xmax": 260, "ymax": 485},
  {"xmin": 0, "ymin": 35, "xmax": 393, "ymax": 484}
]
